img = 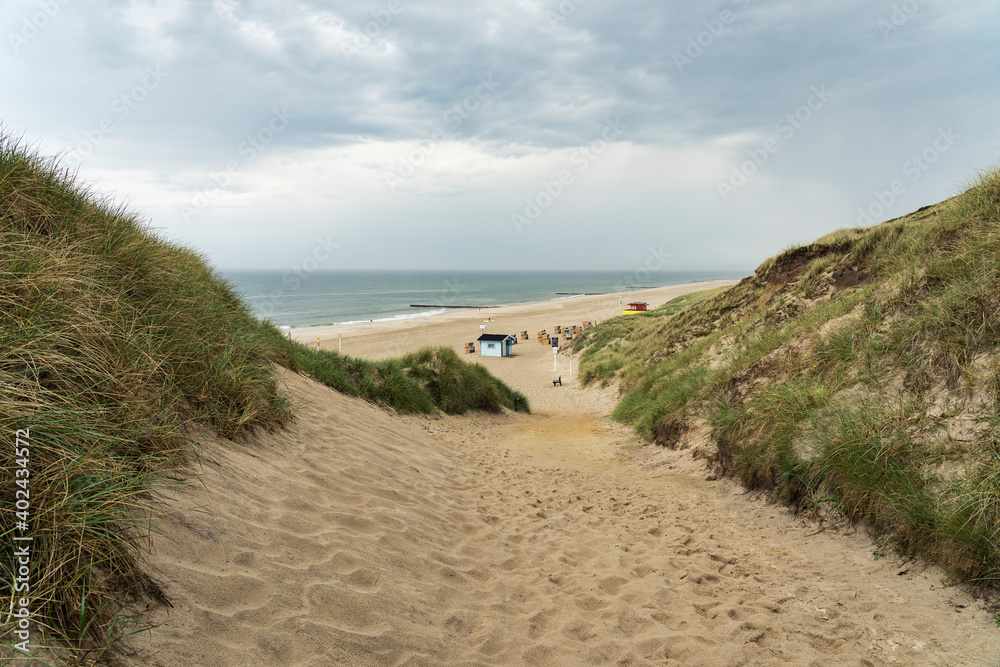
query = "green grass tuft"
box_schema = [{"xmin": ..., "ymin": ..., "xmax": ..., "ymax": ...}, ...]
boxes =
[{"xmin": 263, "ymin": 327, "xmax": 529, "ymax": 415}]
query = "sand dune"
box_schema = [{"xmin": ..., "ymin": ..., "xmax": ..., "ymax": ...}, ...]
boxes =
[{"xmin": 126, "ymin": 283, "xmax": 1000, "ymax": 665}]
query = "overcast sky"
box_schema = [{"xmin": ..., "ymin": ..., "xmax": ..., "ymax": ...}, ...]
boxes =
[{"xmin": 3, "ymin": 0, "xmax": 998, "ymax": 272}]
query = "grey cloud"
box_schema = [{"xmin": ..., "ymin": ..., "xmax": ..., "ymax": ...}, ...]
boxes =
[{"xmin": 2, "ymin": 0, "xmax": 998, "ymax": 271}]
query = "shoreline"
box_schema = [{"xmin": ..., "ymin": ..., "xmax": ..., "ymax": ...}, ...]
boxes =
[
  {"xmin": 292, "ymin": 278, "xmax": 742, "ymax": 418},
  {"xmin": 273, "ymin": 276, "xmax": 744, "ymax": 335},
  {"xmin": 290, "ymin": 279, "xmax": 741, "ymax": 350}
]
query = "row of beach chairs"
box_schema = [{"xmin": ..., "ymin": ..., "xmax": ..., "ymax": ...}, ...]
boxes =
[{"xmin": 537, "ymin": 322, "xmax": 594, "ymax": 343}]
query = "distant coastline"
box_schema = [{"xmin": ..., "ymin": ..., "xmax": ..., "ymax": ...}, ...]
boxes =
[{"xmin": 224, "ymin": 269, "xmax": 748, "ymax": 330}]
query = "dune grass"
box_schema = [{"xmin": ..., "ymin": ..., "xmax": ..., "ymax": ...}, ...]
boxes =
[
  {"xmin": 572, "ymin": 166, "xmax": 1000, "ymax": 585},
  {"xmin": 264, "ymin": 327, "xmax": 529, "ymax": 415},
  {"xmin": 0, "ymin": 137, "xmax": 298, "ymax": 663},
  {"xmin": 397, "ymin": 346, "xmax": 529, "ymax": 414},
  {"xmin": 0, "ymin": 136, "xmax": 526, "ymax": 663},
  {"xmin": 574, "ymin": 286, "xmax": 727, "ymax": 387}
]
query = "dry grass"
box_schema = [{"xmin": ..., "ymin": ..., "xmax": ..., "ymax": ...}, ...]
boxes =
[
  {"xmin": 573, "ymin": 165, "xmax": 1000, "ymax": 586},
  {"xmin": 0, "ymin": 136, "xmax": 528, "ymax": 663},
  {"xmin": 0, "ymin": 136, "xmax": 298, "ymax": 663}
]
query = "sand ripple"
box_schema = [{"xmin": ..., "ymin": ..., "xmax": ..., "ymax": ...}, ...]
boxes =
[{"xmin": 123, "ymin": 370, "xmax": 1000, "ymax": 666}]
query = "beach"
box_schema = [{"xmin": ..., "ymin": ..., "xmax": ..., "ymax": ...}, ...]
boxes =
[
  {"xmin": 125, "ymin": 279, "xmax": 1000, "ymax": 666},
  {"xmin": 293, "ymin": 281, "xmax": 736, "ymax": 413}
]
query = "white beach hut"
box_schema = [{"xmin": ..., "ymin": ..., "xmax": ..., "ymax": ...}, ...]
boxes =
[{"xmin": 477, "ymin": 333, "xmax": 515, "ymax": 357}]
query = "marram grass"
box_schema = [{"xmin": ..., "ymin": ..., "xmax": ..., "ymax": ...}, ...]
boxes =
[
  {"xmin": 1, "ymin": 137, "xmax": 294, "ymax": 663},
  {"xmin": 0, "ymin": 136, "xmax": 526, "ymax": 663},
  {"xmin": 262, "ymin": 328, "xmax": 529, "ymax": 416},
  {"xmin": 573, "ymin": 165, "xmax": 1000, "ymax": 586}
]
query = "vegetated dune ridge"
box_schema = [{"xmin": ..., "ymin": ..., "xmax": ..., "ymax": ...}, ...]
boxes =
[
  {"xmin": 0, "ymin": 137, "xmax": 298, "ymax": 665},
  {"xmin": 123, "ymin": 278, "xmax": 996, "ymax": 666},
  {"xmin": 0, "ymin": 135, "xmax": 526, "ymax": 664},
  {"xmin": 571, "ymin": 167, "xmax": 1000, "ymax": 591}
]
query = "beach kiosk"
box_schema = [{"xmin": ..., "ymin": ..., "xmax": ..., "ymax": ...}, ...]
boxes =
[
  {"xmin": 477, "ymin": 333, "xmax": 516, "ymax": 357},
  {"xmin": 623, "ymin": 302, "xmax": 649, "ymax": 314}
]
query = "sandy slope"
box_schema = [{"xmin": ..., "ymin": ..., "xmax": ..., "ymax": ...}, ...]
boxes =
[{"xmin": 123, "ymin": 283, "xmax": 1000, "ymax": 665}]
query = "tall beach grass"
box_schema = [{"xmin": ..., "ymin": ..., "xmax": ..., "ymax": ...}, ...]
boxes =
[
  {"xmin": 0, "ymin": 136, "xmax": 526, "ymax": 663},
  {"xmin": 573, "ymin": 166, "xmax": 1000, "ymax": 586}
]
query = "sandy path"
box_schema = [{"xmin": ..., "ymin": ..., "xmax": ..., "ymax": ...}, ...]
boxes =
[{"xmin": 121, "ymin": 282, "xmax": 1000, "ymax": 666}]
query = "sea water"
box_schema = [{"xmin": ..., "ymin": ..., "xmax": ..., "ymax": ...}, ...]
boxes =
[{"xmin": 222, "ymin": 269, "xmax": 746, "ymax": 331}]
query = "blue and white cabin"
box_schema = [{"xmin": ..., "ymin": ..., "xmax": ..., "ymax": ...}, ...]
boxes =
[{"xmin": 477, "ymin": 333, "xmax": 515, "ymax": 357}]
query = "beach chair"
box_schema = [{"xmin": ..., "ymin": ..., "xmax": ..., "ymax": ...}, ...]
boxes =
[
  {"xmin": 552, "ymin": 376, "xmax": 562, "ymax": 387},
  {"xmin": 466, "ymin": 342, "xmax": 475, "ymax": 354}
]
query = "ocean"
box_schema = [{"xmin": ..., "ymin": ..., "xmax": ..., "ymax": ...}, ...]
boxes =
[{"xmin": 222, "ymin": 269, "xmax": 747, "ymax": 331}]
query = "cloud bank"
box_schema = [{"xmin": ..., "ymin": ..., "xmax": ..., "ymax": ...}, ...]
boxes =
[{"xmin": 3, "ymin": 0, "xmax": 998, "ymax": 271}]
